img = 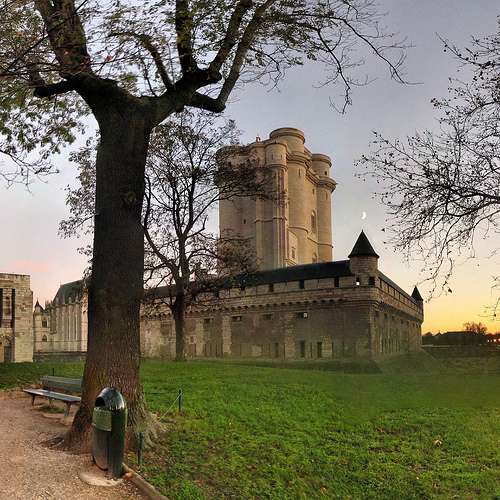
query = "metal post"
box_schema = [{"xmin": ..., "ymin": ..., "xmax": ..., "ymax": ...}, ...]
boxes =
[
  {"xmin": 178, "ymin": 389, "xmax": 182, "ymax": 413},
  {"xmin": 137, "ymin": 432, "xmax": 144, "ymax": 466}
]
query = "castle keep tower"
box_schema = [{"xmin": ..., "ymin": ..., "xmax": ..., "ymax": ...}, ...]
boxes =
[{"xmin": 219, "ymin": 127, "xmax": 336, "ymax": 270}]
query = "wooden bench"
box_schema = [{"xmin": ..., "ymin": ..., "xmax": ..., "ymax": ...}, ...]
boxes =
[{"xmin": 24, "ymin": 376, "xmax": 82, "ymax": 417}]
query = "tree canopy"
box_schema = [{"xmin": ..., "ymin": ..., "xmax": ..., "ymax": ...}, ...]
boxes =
[{"xmin": 0, "ymin": 0, "xmax": 407, "ymax": 183}]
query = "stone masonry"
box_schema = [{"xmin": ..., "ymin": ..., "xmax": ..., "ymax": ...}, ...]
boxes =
[
  {"xmin": 31, "ymin": 127, "xmax": 423, "ymax": 362},
  {"xmin": 0, "ymin": 273, "xmax": 33, "ymax": 362},
  {"xmin": 141, "ymin": 231, "xmax": 423, "ymax": 360},
  {"xmin": 219, "ymin": 128, "xmax": 336, "ymax": 269}
]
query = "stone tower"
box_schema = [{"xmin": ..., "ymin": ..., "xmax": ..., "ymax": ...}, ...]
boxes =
[
  {"xmin": 348, "ymin": 230, "xmax": 379, "ymax": 285},
  {"xmin": 219, "ymin": 127, "xmax": 336, "ymax": 270}
]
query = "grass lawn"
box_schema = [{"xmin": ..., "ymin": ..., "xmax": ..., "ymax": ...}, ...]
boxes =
[{"xmin": 2, "ymin": 357, "xmax": 500, "ymax": 499}]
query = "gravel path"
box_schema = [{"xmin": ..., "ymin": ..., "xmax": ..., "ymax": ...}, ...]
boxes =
[{"xmin": 0, "ymin": 395, "xmax": 143, "ymax": 500}]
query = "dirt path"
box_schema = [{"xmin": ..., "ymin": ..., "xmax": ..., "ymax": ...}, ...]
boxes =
[{"xmin": 0, "ymin": 395, "xmax": 143, "ymax": 500}]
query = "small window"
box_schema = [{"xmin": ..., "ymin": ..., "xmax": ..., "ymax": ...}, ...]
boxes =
[
  {"xmin": 334, "ymin": 277, "xmax": 340, "ymax": 288},
  {"xmin": 214, "ymin": 290, "xmax": 220, "ymax": 299},
  {"xmin": 312, "ymin": 188, "xmax": 315, "ymax": 194},
  {"xmin": 42, "ymin": 335, "xmax": 47, "ymax": 342},
  {"xmin": 204, "ymin": 318, "xmax": 212, "ymax": 325},
  {"xmin": 243, "ymin": 219, "xmax": 246, "ymax": 224},
  {"xmin": 42, "ymin": 320, "xmax": 48, "ymax": 328},
  {"xmin": 262, "ymin": 313, "xmax": 273, "ymax": 320},
  {"xmin": 369, "ymin": 276, "xmax": 376, "ymax": 286},
  {"xmin": 296, "ymin": 311, "xmax": 308, "ymax": 319},
  {"xmin": 232, "ymin": 315, "xmax": 242, "ymax": 322},
  {"xmin": 356, "ymin": 277, "xmax": 361, "ymax": 286},
  {"xmin": 324, "ymin": 171, "xmax": 327, "ymax": 175},
  {"xmin": 268, "ymin": 283, "xmax": 274, "ymax": 293},
  {"xmin": 299, "ymin": 280, "xmax": 305, "ymax": 289}
]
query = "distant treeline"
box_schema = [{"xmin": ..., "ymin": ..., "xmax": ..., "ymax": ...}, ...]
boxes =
[{"xmin": 422, "ymin": 331, "xmax": 500, "ymax": 346}]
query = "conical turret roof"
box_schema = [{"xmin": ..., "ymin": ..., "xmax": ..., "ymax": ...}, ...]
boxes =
[
  {"xmin": 34, "ymin": 299, "xmax": 44, "ymax": 312},
  {"xmin": 348, "ymin": 230, "xmax": 379, "ymax": 258},
  {"xmin": 411, "ymin": 286, "xmax": 423, "ymax": 301}
]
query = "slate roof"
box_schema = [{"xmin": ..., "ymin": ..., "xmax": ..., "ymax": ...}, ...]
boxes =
[
  {"xmin": 53, "ymin": 280, "xmax": 84, "ymax": 304},
  {"xmin": 411, "ymin": 286, "xmax": 423, "ymax": 301},
  {"xmin": 348, "ymin": 230, "xmax": 379, "ymax": 258},
  {"xmin": 239, "ymin": 260, "xmax": 353, "ymax": 286},
  {"xmin": 146, "ymin": 261, "xmax": 354, "ymax": 300}
]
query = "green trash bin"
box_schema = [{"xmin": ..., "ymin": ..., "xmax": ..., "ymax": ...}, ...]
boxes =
[{"xmin": 91, "ymin": 387, "xmax": 127, "ymax": 479}]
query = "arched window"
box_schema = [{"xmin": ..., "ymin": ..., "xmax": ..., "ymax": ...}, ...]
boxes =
[
  {"xmin": 42, "ymin": 335, "xmax": 48, "ymax": 342},
  {"xmin": 311, "ymin": 211, "xmax": 317, "ymax": 233}
]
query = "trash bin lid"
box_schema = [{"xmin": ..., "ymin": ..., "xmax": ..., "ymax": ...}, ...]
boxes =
[{"xmin": 95, "ymin": 387, "xmax": 127, "ymax": 411}]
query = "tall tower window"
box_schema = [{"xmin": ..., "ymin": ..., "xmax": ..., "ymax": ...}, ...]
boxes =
[
  {"xmin": 311, "ymin": 211, "xmax": 317, "ymax": 233},
  {"xmin": 4, "ymin": 296, "xmax": 11, "ymax": 316}
]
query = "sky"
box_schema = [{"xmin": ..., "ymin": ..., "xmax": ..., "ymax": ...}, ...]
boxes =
[{"xmin": 1, "ymin": 0, "xmax": 499, "ymax": 333}]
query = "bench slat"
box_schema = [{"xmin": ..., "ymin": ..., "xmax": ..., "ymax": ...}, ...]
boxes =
[
  {"xmin": 23, "ymin": 389, "xmax": 81, "ymax": 403},
  {"xmin": 41, "ymin": 376, "xmax": 82, "ymax": 394}
]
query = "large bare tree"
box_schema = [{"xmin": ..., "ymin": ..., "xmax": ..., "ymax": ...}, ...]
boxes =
[
  {"xmin": 359, "ymin": 19, "xmax": 499, "ymax": 310},
  {"xmin": 0, "ymin": 0, "xmax": 406, "ymax": 448},
  {"xmin": 62, "ymin": 110, "xmax": 269, "ymax": 363}
]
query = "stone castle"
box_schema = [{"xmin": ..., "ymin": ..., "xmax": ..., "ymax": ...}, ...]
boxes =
[{"xmin": 1, "ymin": 127, "xmax": 423, "ymax": 363}]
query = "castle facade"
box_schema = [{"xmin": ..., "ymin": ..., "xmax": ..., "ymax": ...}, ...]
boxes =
[
  {"xmin": 141, "ymin": 232, "xmax": 423, "ymax": 360},
  {"xmin": 31, "ymin": 127, "xmax": 423, "ymax": 362}
]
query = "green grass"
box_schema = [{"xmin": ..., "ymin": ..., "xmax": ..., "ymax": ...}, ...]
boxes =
[
  {"xmin": 1, "ymin": 358, "xmax": 500, "ymax": 498},
  {"xmin": 0, "ymin": 361, "xmax": 83, "ymax": 390}
]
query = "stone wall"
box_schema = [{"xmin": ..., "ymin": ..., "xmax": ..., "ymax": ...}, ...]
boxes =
[
  {"xmin": 141, "ymin": 267, "xmax": 423, "ymax": 360},
  {"xmin": 0, "ymin": 273, "xmax": 33, "ymax": 363}
]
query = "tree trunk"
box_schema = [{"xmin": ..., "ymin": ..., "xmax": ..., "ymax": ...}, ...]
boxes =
[
  {"xmin": 173, "ymin": 292, "xmax": 187, "ymax": 362},
  {"xmin": 65, "ymin": 99, "xmax": 154, "ymax": 451}
]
